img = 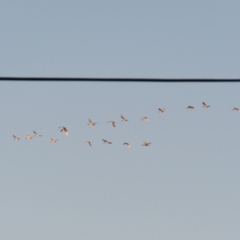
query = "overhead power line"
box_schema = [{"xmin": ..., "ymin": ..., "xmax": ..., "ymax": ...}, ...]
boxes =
[{"xmin": 0, "ymin": 77, "xmax": 239, "ymax": 82}]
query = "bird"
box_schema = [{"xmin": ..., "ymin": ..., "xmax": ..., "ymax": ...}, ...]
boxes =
[
  {"xmin": 33, "ymin": 131, "xmax": 42, "ymax": 137},
  {"xmin": 121, "ymin": 115, "xmax": 128, "ymax": 122},
  {"xmin": 142, "ymin": 140, "xmax": 151, "ymax": 146},
  {"xmin": 123, "ymin": 142, "xmax": 131, "ymax": 148},
  {"xmin": 233, "ymin": 107, "xmax": 240, "ymax": 111},
  {"xmin": 102, "ymin": 139, "xmax": 112, "ymax": 144},
  {"xmin": 50, "ymin": 138, "xmax": 58, "ymax": 143},
  {"xmin": 107, "ymin": 121, "xmax": 116, "ymax": 127},
  {"xmin": 187, "ymin": 106, "xmax": 195, "ymax": 110},
  {"xmin": 59, "ymin": 126, "xmax": 68, "ymax": 135},
  {"xmin": 85, "ymin": 141, "xmax": 92, "ymax": 146},
  {"xmin": 26, "ymin": 134, "xmax": 32, "ymax": 140},
  {"xmin": 141, "ymin": 116, "xmax": 149, "ymax": 121},
  {"xmin": 202, "ymin": 102, "xmax": 210, "ymax": 108},
  {"xmin": 158, "ymin": 108, "xmax": 165, "ymax": 113},
  {"xmin": 13, "ymin": 135, "xmax": 20, "ymax": 141},
  {"xmin": 88, "ymin": 119, "xmax": 97, "ymax": 126}
]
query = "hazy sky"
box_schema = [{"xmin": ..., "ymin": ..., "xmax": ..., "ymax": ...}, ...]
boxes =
[{"xmin": 0, "ymin": 1, "xmax": 240, "ymax": 240}]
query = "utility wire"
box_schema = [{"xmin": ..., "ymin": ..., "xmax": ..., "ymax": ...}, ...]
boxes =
[{"xmin": 0, "ymin": 77, "xmax": 239, "ymax": 82}]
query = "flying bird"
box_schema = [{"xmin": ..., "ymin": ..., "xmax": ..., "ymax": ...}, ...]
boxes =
[
  {"xmin": 88, "ymin": 119, "xmax": 97, "ymax": 126},
  {"xmin": 102, "ymin": 139, "xmax": 112, "ymax": 144},
  {"xmin": 142, "ymin": 140, "xmax": 151, "ymax": 146},
  {"xmin": 33, "ymin": 131, "xmax": 42, "ymax": 137},
  {"xmin": 123, "ymin": 142, "xmax": 131, "ymax": 148},
  {"xmin": 85, "ymin": 141, "xmax": 92, "ymax": 146},
  {"xmin": 26, "ymin": 134, "xmax": 32, "ymax": 140},
  {"xmin": 202, "ymin": 102, "xmax": 210, "ymax": 108},
  {"xmin": 158, "ymin": 108, "xmax": 165, "ymax": 113},
  {"xmin": 233, "ymin": 107, "xmax": 240, "ymax": 111},
  {"xmin": 13, "ymin": 135, "xmax": 20, "ymax": 141},
  {"xmin": 187, "ymin": 106, "xmax": 195, "ymax": 110},
  {"xmin": 50, "ymin": 138, "xmax": 58, "ymax": 143},
  {"xmin": 141, "ymin": 116, "xmax": 149, "ymax": 121},
  {"xmin": 59, "ymin": 126, "xmax": 68, "ymax": 135},
  {"xmin": 121, "ymin": 115, "xmax": 128, "ymax": 122},
  {"xmin": 107, "ymin": 121, "xmax": 116, "ymax": 127}
]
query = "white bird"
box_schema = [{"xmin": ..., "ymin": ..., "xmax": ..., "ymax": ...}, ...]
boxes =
[
  {"xmin": 88, "ymin": 119, "xmax": 97, "ymax": 126},
  {"xmin": 59, "ymin": 126, "xmax": 68, "ymax": 135},
  {"xmin": 121, "ymin": 115, "xmax": 128, "ymax": 122},
  {"xmin": 158, "ymin": 108, "xmax": 165, "ymax": 113},
  {"xmin": 107, "ymin": 121, "xmax": 116, "ymax": 127},
  {"xmin": 13, "ymin": 135, "xmax": 20, "ymax": 141},
  {"xmin": 123, "ymin": 142, "xmax": 131, "ymax": 148},
  {"xmin": 85, "ymin": 141, "xmax": 92, "ymax": 146},
  {"xmin": 33, "ymin": 131, "xmax": 42, "ymax": 137},
  {"xmin": 202, "ymin": 102, "xmax": 210, "ymax": 108},
  {"xmin": 142, "ymin": 140, "xmax": 151, "ymax": 146},
  {"xmin": 50, "ymin": 138, "xmax": 58, "ymax": 143},
  {"xmin": 187, "ymin": 106, "xmax": 195, "ymax": 110},
  {"xmin": 26, "ymin": 134, "xmax": 32, "ymax": 140},
  {"xmin": 102, "ymin": 139, "xmax": 112, "ymax": 144},
  {"xmin": 141, "ymin": 116, "xmax": 149, "ymax": 121},
  {"xmin": 233, "ymin": 107, "xmax": 240, "ymax": 111}
]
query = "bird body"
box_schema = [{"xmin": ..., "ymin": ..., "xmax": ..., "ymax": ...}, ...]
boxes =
[
  {"xmin": 142, "ymin": 140, "xmax": 151, "ymax": 146},
  {"xmin": 121, "ymin": 115, "xmax": 128, "ymax": 122},
  {"xmin": 202, "ymin": 102, "xmax": 210, "ymax": 108},
  {"xmin": 33, "ymin": 131, "xmax": 42, "ymax": 137},
  {"xmin": 123, "ymin": 142, "xmax": 131, "ymax": 148},
  {"xmin": 13, "ymin": 135, "xmax": 20, "ymax": 141},
  {"xmin": 187, "ymin": 106, "xmax": 195, "ymax": 110},
  {"xmin": 59, "ymin": 126, "xmax": 68, "ymax": 135},
  {"xmin": 88, "ymin": 119, "xmax": 97, "ymax": 126},
  {"xmin": 158, "ymin": 108, "xmax": 165, "ymax": 113},
  {"xmin": 85, "ymin": 141, "xmax": 92, "ymax": 146},
  {"xmin": 141, "ymin": 116, "xmax": 149, "ymax": 121},
  {"xmin": 26, "ymin": 134, "xmax": 32, "ymax": 140},
  {"xmin": 102, "ymin": 139, "xmax": 112, "ymax": 144},
  {"xmin": 108, "ymin": 121, "xmax": 116, "ymax": 127},
  {"xmin": 50, "ymin": 138, "xmax": 58, "ymax": 143},
  {"xmin": 233, "ymin": 107, "xmax": 240, "ymax": 111}
]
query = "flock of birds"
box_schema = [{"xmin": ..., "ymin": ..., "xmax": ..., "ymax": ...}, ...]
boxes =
[{"xmin": 12, "ymin": 102, "xmax": 240, "ymax": 148}]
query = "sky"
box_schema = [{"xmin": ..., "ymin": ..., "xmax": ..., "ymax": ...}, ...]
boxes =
[{"xmin": 0, "ymin": 1, "xmax": 240, "ymax": 240}]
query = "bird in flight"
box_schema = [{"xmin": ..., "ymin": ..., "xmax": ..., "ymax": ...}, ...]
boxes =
[
  {"xmin": 141, "ymin": 116, "xmax": 149, "ymax": 121},
  {"xmin": 202, "ymin": 102, "xmax": 210, "ymax": 108},
  {"xmin": 123, "ymin": 142, "xmax": 131, "ymax": 148},
  {"xmin": 233, "ymin": 107, "xmax": 240, "ymax": 111},
  {"xmin": 187, "ymin": 106, "xmax": 195, "ymax": 110},
  {"xmin": 50, "ymin": 138, "xmax": 58, "ymax": 143},
  {"xmin": 107, "ymin": 121, "xmax": 116, "ymax": 127},
  {"xmin": 121, "ymin": 115, "xmax": 128, "ymax": 122},
  {"xmin": 102, "ymin": 139, "xmax": 112, "ymax": 144},
  {"xmin": 142, "ymin": 140, "xmax": 151, "ymax": 146},
  {"xmin": 59, "ymin": 126, "xmax": 68, "ymax": 135},
  {"xmin": 85, "ymin": 141, "xmax": 92, "ymax": 146},
  {"xmin": 33, "ymin": 131, "xmax": 42, "ymax": 137},
  {"xmin": 13, "ymin": 135, "xmax": 20, "ymax": 141},
  {"xmin": 88, "ymin": 119, "xmax": 97, "ymax": 126},
  {"xmin": 158, "ymin": 108, "xmax": 165, "ymax": 113},
  {"xmin": 26, "ymin": 134, "xmax": 32, "ymax": 140}
]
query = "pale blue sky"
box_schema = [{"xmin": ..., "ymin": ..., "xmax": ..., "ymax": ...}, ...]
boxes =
[{"xmin": 0, "ymin": 1, "xmax": 240, "ymax": 240}]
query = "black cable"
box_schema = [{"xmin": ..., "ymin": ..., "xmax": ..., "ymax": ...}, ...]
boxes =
[{"xmin": 0, "ymin": 77, "xmax": 239, "ymax": 82}]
